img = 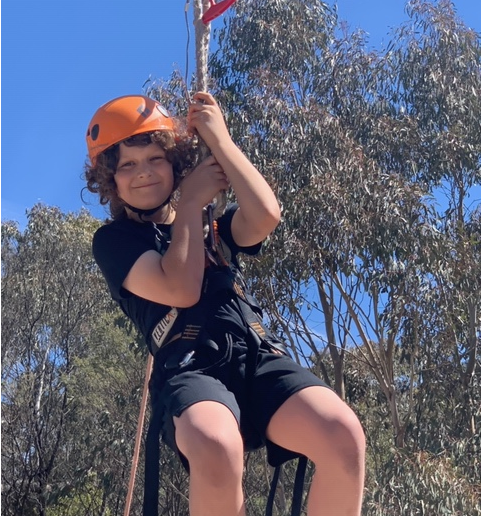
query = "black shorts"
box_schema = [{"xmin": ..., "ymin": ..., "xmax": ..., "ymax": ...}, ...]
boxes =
[{"xmin": 152, "ymin": 333, "xmax": 329, "ymax": 469}]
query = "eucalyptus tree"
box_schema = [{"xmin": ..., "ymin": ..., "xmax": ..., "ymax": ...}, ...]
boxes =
[
  {"xmin": 388, "ymin": 0, "xmax": 481, "ymax": 445},
  {"xmin": 142, "ymin": 2, "xmax": 481, "ymax": 511},
  {"xmin": 1, "ymin": 206, "xmax": 145, "ymax": 516}
]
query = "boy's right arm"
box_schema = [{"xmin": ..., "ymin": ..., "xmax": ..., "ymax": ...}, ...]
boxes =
[{"xmin": 121, "ymin": 156, "xmax": 229, "ymax": 308}]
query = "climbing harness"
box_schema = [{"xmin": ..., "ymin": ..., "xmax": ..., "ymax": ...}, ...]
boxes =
[{"xmin": 142, "ymin": 216, "xmax": 307, "ymax": 516}]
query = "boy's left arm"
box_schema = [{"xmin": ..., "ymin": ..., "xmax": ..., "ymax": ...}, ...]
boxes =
[{"xmin": 189, "ymin": 92, "xmax": 281, "ymax": 247}]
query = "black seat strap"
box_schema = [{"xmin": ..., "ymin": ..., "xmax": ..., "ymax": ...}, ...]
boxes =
[
  {"xmin": 291, "ymin": 456, "xmax": 308, "ymax": 516},
  {"xmin": 264, "ymin": 456, "xmax": 308, "ymax": 516},
  {"xmin": 265, "ymin": 465, "xmax": 281, "ymax": 516},
  {"xmin": 143, "ymin": 400, "xmax": 162, "ymax": 516}
]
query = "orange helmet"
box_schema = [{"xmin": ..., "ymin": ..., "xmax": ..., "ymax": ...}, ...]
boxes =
[{"xmin": 86, "ymin": 95, "xmax": 175, "ymax": 164}]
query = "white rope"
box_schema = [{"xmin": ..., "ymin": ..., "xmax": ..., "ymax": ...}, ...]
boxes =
[
  {"xmin": 193, "ymin": 0, "xmax": 227, "ymax": 223},
  {"xmin": 193, "ymin": 0, "xmax": 211, "ymax": 93}
]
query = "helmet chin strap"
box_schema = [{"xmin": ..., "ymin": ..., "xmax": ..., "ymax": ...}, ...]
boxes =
[{"xmin": 123, "ymin": 195, "xmax": 171, "ymax": 220}]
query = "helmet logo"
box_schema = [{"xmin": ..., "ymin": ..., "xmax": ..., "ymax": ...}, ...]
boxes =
[
  {"xmin": 90, "ymin": 124, "xmax": 100, "ymax": 141},
  {"xmin": 137, "ymin": 105, "xmax": 152, "ymax": 118}
]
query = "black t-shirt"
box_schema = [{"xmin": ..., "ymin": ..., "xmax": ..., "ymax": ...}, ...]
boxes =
[{"xmin": 92, "ymin": 204, "xmax": 262, "ymax": 352}]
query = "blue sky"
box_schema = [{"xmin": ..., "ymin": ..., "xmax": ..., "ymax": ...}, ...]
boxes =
[{"xmin": 2, "ymin": 0, "xmax": 480, "ymax": 227}]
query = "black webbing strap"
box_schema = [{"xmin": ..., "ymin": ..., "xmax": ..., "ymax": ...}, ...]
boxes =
[
  {"xmin": 143, "ymin": 400, "xmax": 162, "ymax": 516},
  {"xmin": 244, "ymin": 327, "xmax": 307, "ymax": 516},
  {"xmin": 265, "ymin": 465, "xmax": 281, "ymax": 516},
  {"xmin": 291, "ymin": 456, "xmax": 308, "ymax": 516},
  {"xmin": 242, "ymin": 305, "xmax": 307, "ymax": 516},
  {"xmin": 237, "ymin": 294, "xmax": 290, "ymax": 357},
  {"xmin": 265, "ymin": 456, "xmax": 308, "ymax": 516},
  {"xmin": 143, "ymin": 302, "xmax": 207, "ymax": 516}
]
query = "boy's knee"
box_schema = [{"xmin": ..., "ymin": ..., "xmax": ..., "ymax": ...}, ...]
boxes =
[
  {"xmin": 191, "ymin": 427, "xmax": 243, "ymax": 460},
  {"xmin": 177, "ymin": 423, "xmax": 244, "ymax": 482},
  {"xmin": 323, "ymin": 409, "xmax": 365, "ymax": 474},
  {"xmin": 341, "ymin": 412, "xmax": 365, "ymax": 470}
]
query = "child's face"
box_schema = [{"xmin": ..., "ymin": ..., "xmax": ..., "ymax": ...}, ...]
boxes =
[{"xmin": 115, "ymin": 142, "xmax": 174, "ymax": 211}]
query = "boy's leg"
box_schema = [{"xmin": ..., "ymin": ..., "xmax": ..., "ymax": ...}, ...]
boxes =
[
  {"xmin": 266, "ymin": 386, "xmax": 365, "ymax": 516},
  {"xmin": 174, "ymin": 400, "xmax": 246, "ymax": 516}
]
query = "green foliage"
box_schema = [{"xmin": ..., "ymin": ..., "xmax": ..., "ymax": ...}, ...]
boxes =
[
  {"xmin": 365, "ymin": 448, "xmax": 481, "ymax": 515},
  {"xmin": 1, "ymin": 205, "xmax": 145, "ymax": 516},
  {"xmin": 46, "ymin": 476, "xmax": 112, "ymax": 516}
]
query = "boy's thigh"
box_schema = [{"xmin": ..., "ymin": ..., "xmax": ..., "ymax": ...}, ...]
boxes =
[
  {"xmin": 249, "ymin": 352, "xmax": 329, "ymax": 438},
  {"xmin": 159, "ymin": 371, "xmax": 241, "ymax": 467}
]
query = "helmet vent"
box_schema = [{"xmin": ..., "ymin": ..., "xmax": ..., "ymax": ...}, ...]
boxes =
[{"xmin": 90, "ymin": 124, "xmax": 99, "ymax": 141}]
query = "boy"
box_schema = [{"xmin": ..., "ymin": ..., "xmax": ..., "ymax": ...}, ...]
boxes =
[{"xmin": 85, "ymin": 91, "xmax": 365, "ymax": 515}]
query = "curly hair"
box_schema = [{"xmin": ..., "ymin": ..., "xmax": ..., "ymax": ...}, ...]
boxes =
[{"xmin": 84, "ymin": 129, "xmax": 198, "ymax": 220}]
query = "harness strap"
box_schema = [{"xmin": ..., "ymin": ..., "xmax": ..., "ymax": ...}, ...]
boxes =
[
  {"xmin": 237, "ymin": 294, "xmax": 290, "ymax": 357},
  {"xmin": 143, "ymin": 401, "xmax": 162, "ymax": 516},
  {"xmin": 265, "ymin": 465, "xmax": 281, "ymax": 516},
  {"xmin": 264, "ymin": 456, "xmax": 308, "ymax": 516},
  {"xmin": 291, "ymin": 456, "xmax": 308, "ymax": 516},
  {"xmin": 245, "ymin": 327, "xmax": 306, "ymax": 516},
  {"xmin": 143, "ymin": 302, "xmax": 207, "ymax": 515}
]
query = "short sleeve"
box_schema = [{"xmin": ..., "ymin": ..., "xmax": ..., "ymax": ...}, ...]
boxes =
[
  {"xmin": 92, "ymin": 220, "xmax": 155, "ymax": 300},
  {"xmin": 216, "ymin": 203, "xmax": 263, "ymax": 258}
]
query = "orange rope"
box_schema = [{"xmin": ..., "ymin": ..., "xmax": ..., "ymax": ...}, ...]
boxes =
[{"xmin": 123, "ymin": 353, "xmax": 153, "ymax": 516}]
